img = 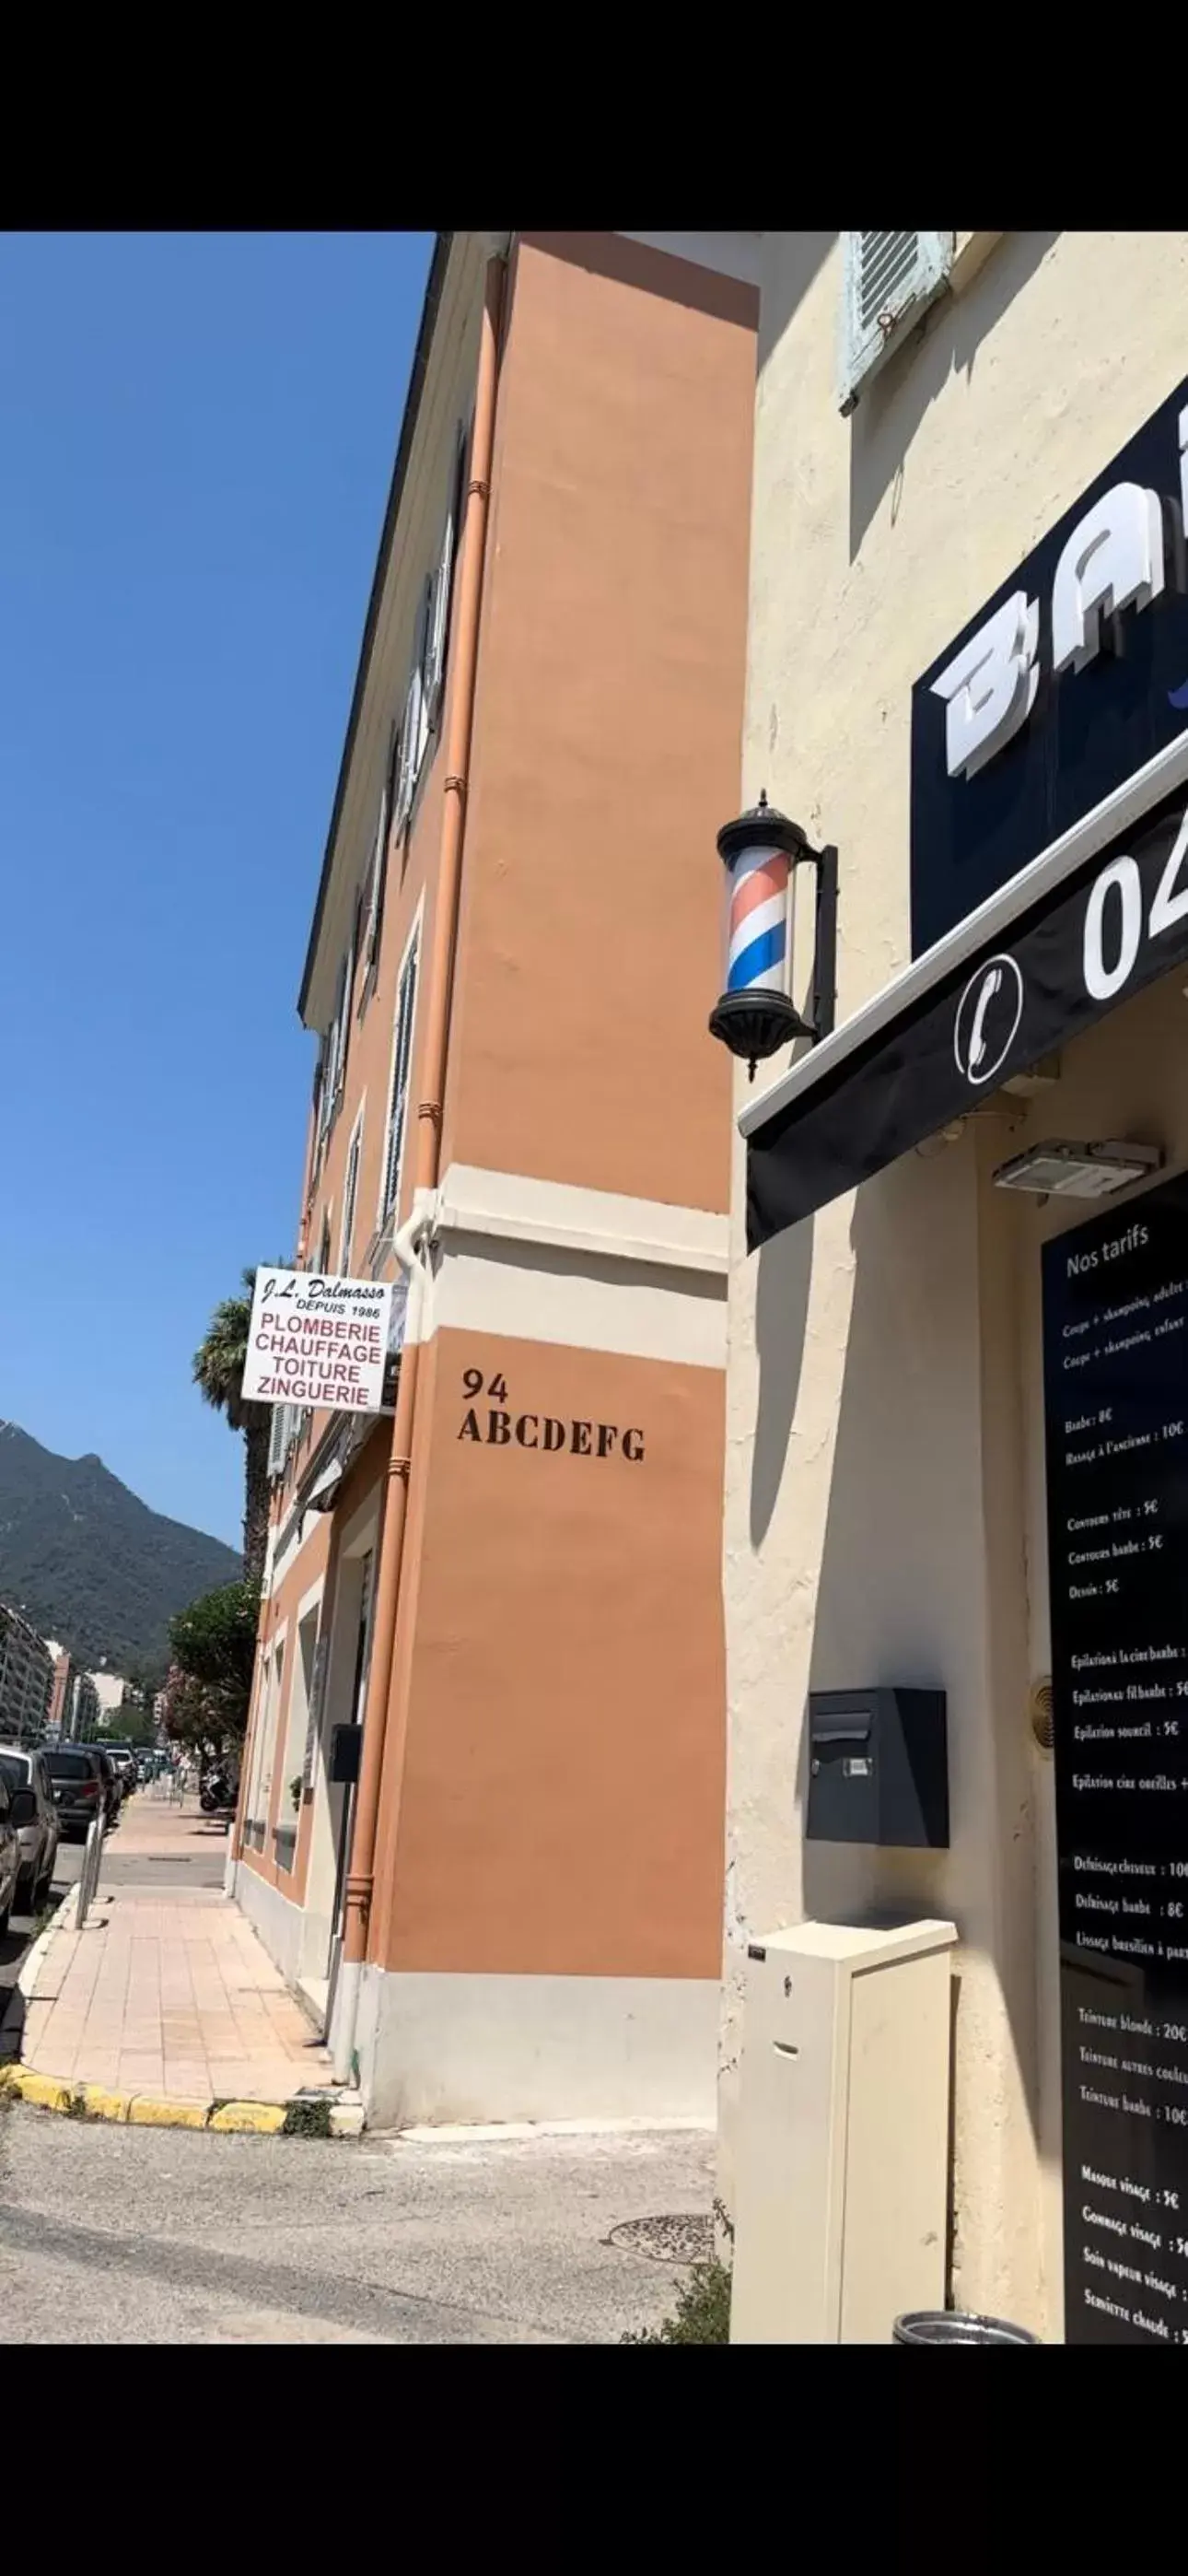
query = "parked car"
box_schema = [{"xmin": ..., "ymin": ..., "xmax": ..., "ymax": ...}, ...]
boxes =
[
  {"xmin": 41, "ymin": 1745, "xmax": 114, "ymax": 1840},
  {"xmin": 99, "ymin": 1743, "xmax": 138, "ymax": 1796},
  {"xmin": 0, "ymin": 1744, "xmax": 60, "ymax": 1908},
  {"xmin": 92, "ymin": 1747, "xmax": 122, "ymax": 1827},
  {"xmin": 0, "ymin": 1772, "xmax": 19, "ymax": 1937}
]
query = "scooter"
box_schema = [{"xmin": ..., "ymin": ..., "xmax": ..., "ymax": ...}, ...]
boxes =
[{"xmin": 200, "ymin": 1766, "xmax": 235, "ymax": 1815}]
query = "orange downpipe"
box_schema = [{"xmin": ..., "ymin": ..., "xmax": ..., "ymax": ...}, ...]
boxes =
[{"xmin": 341, "ymin": 252, "xmax": 506, "ymax": 1972}]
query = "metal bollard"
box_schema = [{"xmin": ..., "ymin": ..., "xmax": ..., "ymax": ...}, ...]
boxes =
[{"xmin": 76, "ymin": 1816, "xmax": 104, "ymax": 1931}]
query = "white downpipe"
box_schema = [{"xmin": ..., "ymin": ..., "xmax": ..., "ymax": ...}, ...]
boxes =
[{"xmin": 329, "ymin": 1194, "xmax": 437, "ymax": 2092}]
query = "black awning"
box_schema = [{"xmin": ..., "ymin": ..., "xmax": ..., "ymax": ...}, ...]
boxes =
[{"xmin": 744, "ymin": 781, "xmax": 1188, "ymax": 1253}]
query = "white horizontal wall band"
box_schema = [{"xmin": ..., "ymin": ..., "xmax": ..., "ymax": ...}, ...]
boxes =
[
  {"xmin": 427, "ymin": 1239, "xmax": 727, "ymax": 1369},
  {"xmin": 740, "ymin": 723, "xmax": 1188, "ymax": 1141},
  {"xmin": 436, "ymin": 1164, "xmax": 729, "ymax": 1275}
]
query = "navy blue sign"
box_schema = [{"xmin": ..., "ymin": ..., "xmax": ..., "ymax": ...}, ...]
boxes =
[
  {"xmin": 1043, "ymin": 1175, "xmax": 1188, "ymax": 2346},
  {"xmin": 911, "ymin": 372, "xmax": 1188, "ymax": 960}
]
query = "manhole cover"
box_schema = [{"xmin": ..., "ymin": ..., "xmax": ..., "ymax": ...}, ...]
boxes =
[{"xmin": 607, "ymin": 2212, "xmax": 714, "ymax": 2265}]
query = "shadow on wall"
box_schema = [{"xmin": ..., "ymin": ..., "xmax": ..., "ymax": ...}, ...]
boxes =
[
  {"xmin": 847, "ymin": 230, "xmax": 1062, "ymax": 563},
  {"xmin": 746, "ymin": 1132, "xmax": 1041, "ymax": 2155},
  {"xmin": 756, "ymin": 233, "xmax": 836, "ymax": 378},
  {"xmin": 750, "ymin": 1212, "xmax": 814, "ymax": 1548},
  {"xmin": 798, "ymin": 1149, "xmax": 964, "ymax": 1940}
]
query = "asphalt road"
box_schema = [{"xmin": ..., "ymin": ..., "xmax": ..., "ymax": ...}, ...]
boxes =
[
  {"xmin": 0, "ymin": 2111, "xmax": 715, "ymax": 2343},
  {"xmin": 0, "ymin": 1799, "xmax": 715, "ymax": 2344}
]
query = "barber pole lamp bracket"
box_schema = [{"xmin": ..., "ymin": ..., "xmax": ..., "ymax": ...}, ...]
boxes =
[{"xmin": 709, "ymin": 792, "xmax": 837, "ymax": 1077}]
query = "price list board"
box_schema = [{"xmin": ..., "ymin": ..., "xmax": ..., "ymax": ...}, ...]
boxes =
[{"xmin": 1043, "ymin": 1174, "xmax": 1188, "ymax": 2344}]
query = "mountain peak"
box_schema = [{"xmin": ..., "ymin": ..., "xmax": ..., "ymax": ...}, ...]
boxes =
[{"xmin": 0, "ymin": 1421, "xmax": 242, "ymax": 1672}]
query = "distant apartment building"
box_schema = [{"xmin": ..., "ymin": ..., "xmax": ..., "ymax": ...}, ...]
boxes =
[
  {"xmin": 0, "ymin": 1606, "xmax": 53, "ymax": 1743},
  {"xmin": 231, "ymin": 230, "xmax": 758, "ymax": 2127},
  {"xmin": 74, "ymin": 1670, "xmax": 101, "ymax": 1739},
  {"xmin": 46, "ymin": 1649, "xmax": 101, "ymax": 1741},
  {"xmin": 88, "ymin": 1671, "xmax": 126, "ymax": 1720},
  {"xmin": 47, "ymin": 1649, "xmax": 72, "ymax": 1739}
]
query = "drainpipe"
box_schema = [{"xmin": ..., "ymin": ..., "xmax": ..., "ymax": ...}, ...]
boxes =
[
  {"xmin": 234, "ymin": 1118, "xmax": 316, "ymax": 1869},
  {"xmin": 331, "ymin": 249, "xmax": 507, "ymax": 2090}
]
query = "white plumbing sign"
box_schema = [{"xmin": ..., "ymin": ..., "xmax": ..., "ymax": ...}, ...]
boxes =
[{"xmin": 243, "ymin": 1269, "xmax": 395, "ymax": 1412}]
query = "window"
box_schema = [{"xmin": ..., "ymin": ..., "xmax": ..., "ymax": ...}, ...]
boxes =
[
  {"xmin": 838, "ymin": 232, "xmax": 953, "ymax": 414},
  {"xmin": 302, "ymin": 1630, "xmax": 328, "ymax": 1791},
  {"xmin": 248, "ymin": 1637, "xmax": 285, "ymax": 1829},
  {"xmin": 390, "ymin": 432, "xmax": 464, "ymax": 850},
  {"xmin": 361, "ymin": 725, "xmax": 400, "ymax": 1003},
  {"xmin": 318, "ymin": 908, "xmax": 359, "ymax": 1153},
  {"xmin": 267, "ymin": 1402, "xmax": 288, "ymax": 1480},
  {"xmin": 379, "ymin": 925, "xmax": 420, "ymax": 1225},
  {"xmin": 425, "ymin": 428, "xmax": 465, "ymax": 732},
  {"xmin": 317, "ymin": 1207, "xmax": 332, "ymax": 1278},
  {"xmin": 340, "ymin": 1108, "xmax": 364, "ymax": 1274},
  {"xmin": 279, "ymin": 1609, "xmax": 319, "ymax": 1868},
  {"xmin": 392, "ymin": 582, "xmax": 431, "ymax": 843},
  {"xmin": 267, "ymin": 1400, "xmax": 300, "ymax": 1481}
]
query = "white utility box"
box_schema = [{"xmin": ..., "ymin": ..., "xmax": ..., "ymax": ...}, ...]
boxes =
[{"xmin": 729, "ymin": 1918, "xmax": 958, "ymax": 2344}]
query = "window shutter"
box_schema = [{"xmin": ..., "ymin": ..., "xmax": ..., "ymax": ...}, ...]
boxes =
[
  {"xmin": 267, "ymin": 1403, "xmax": 286, "ymax": 1478},
  {"xmin": 340, "ymin": 1118, "xmax": 362, "ymax": 1273},
  {"xmin": 425, "ymin": 497, "xmax": 457, "ymax": 730},
  {"xmin": 364, "ymin": 728, "xmax": 398, "ymax": 977},
  {"xmin": 315, "ymin": 1026, "xmax": 332, "ymax": 1153},
  {"xmin": 338, "ymin": 909, "xmax": 359, "ymax": 1095},
  {"xmin": 413, "ymin": 579, "xmax": 433, "ymax": 777},
  {"xmin": 382, "ymin": 934, "xmax": 419, "ymax": 1221},
  {"xmin": 392, "ymin": 665, "xmax": 421, "ymax": 840},
  {"xmin": 320, "ymin": 956, "xmax": 347, "ymax": 1142},
  {"xmin": 838, "ymin": 232, "xmax": 953, "ymax": 413}
]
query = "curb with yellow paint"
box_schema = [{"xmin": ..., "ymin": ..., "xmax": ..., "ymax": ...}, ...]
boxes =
[
  {"xmin": 0, "ymin": 1868, "xmax": 365, "ymax": 2138},
  {"xmin": 0, "ymin": 2062, "xmax": 296, "ymax": 2132}
]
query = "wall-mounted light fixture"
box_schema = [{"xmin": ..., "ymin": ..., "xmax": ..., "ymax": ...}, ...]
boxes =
[
  {"xmin": 708, "ymin": 793, "xmax": 838, "ymax": 1079},
  {"xmin": 992, "ymin": 1138, "xmax": 1162, "ymax": 1200}
]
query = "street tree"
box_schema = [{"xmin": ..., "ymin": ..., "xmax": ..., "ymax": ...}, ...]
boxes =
[
  {"xmin": 163, "ymin": 1577, "xmax": 261, "ymax": 1768},
  {"xmin": 159, "ymin": 1667, "xmax": 240, "ymax": 1765},
  {"xmin": 192, "ymin": 1269, "xmax": 274, "ymax": 1587}
]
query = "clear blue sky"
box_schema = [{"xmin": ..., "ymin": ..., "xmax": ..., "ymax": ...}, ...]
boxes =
[{"xmin": 0, "ymin": 231, "xmax": 433, "ymax": 1551}]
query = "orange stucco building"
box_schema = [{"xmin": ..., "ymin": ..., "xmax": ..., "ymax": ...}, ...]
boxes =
[{"xmin": 230, "ymin": 230, "xmax": 758, "ymax": 2126}]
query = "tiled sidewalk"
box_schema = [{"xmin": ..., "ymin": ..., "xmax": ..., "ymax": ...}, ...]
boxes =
[{"xmin": 23, "ymin": 1888, "xmax": 333, "ymax": 2105}]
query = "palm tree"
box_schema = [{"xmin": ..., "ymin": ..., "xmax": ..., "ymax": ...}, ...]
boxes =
[{"xmin": 192, "ymin": 1269, "xmax": 271, "ymax": 1587}]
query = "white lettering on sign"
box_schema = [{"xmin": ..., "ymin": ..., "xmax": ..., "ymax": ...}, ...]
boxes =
[
  {"xmin": 242, "ymin": 1268, "xmax": 396, "ymax": 1414},
  {"xmin": 932, "ymin": 479, "xmax": 1169, "ymax": 780},
  {"xmin": 1051, "ymin": 483, "xmax": 1166, "ymax": 677},
  {"xmin": 1083, "ymin": 856, "xmax": 1143, "ymax": 1001},
  {"xmin": 930, "ymin": 591, "xmax": 1039, "ymax": 782},
  {"xmin": 1081, "ymin": 808, "xmax": 1188, "ymax": 1011}
]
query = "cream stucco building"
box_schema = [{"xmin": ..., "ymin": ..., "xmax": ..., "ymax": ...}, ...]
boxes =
[{"xmin": 720, "ymin": 233, "xmax": 1188, "ymax": 2343}]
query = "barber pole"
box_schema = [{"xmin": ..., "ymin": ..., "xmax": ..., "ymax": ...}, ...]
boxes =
[
  {"xmin": 709, "ymin": 791, "xmax": 815, "ymax": 1075},
  {"xmin": 727, "ymin": 837, "xmax": 791, "ymax": 1000}
]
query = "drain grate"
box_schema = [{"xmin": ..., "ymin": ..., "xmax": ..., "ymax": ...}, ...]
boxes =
[{"xmin": 607, "ymin": 2212, "xmax": 714, "ymax": 2266}]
